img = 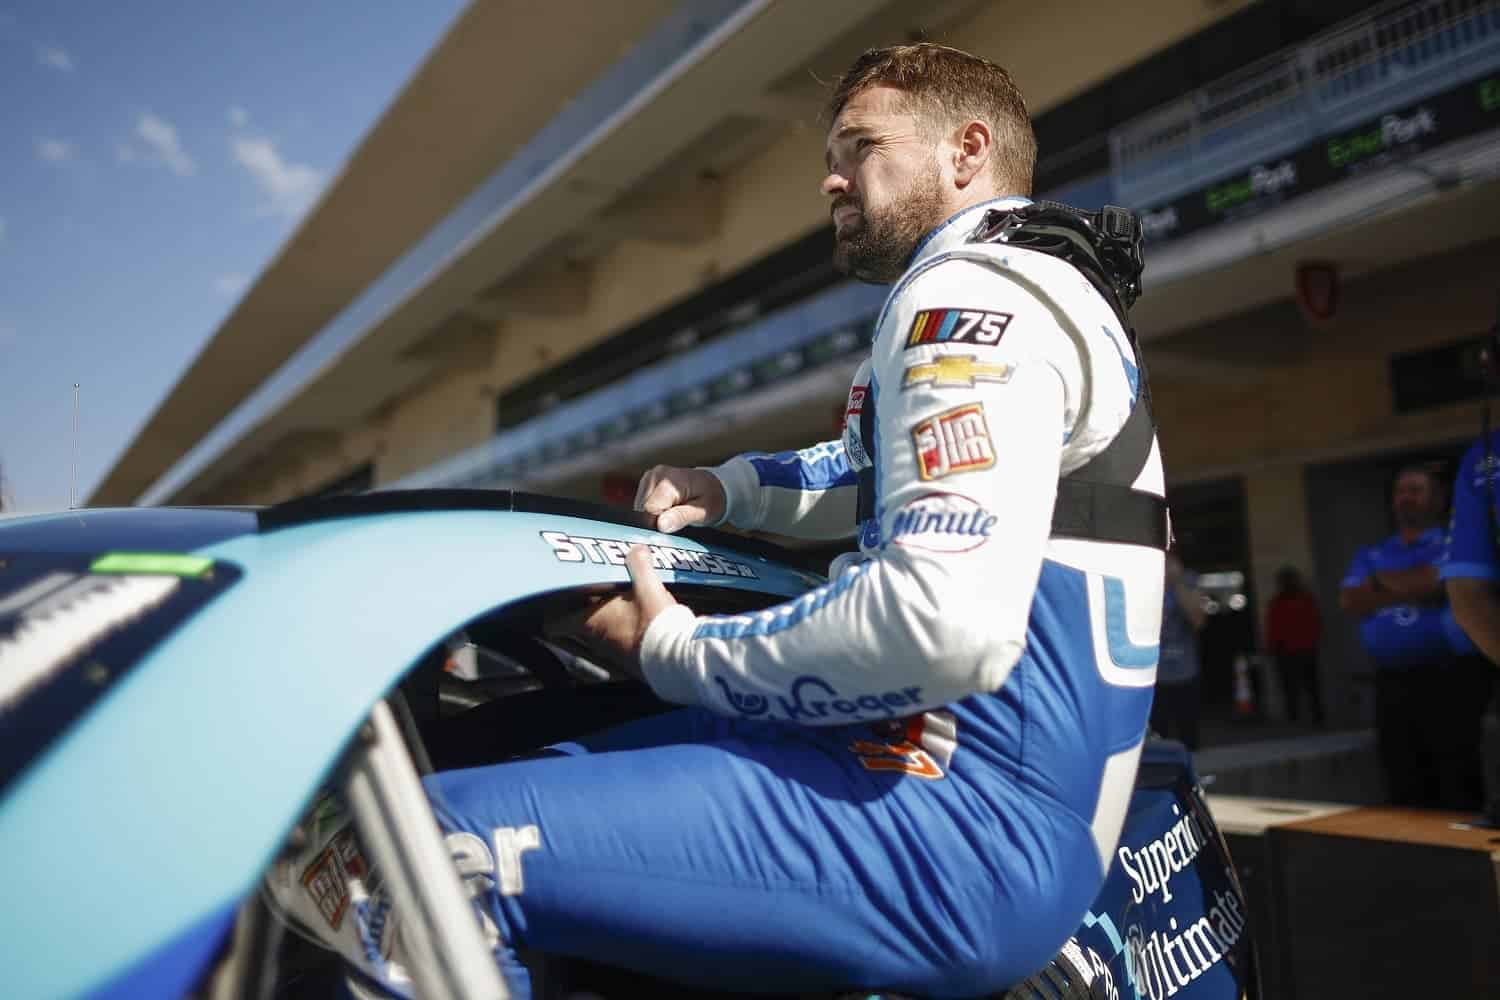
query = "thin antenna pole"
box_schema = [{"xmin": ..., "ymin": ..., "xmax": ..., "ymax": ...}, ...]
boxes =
[{"xmin": 70, "ymin": 383, "xmax": 79, "ymax": 509}]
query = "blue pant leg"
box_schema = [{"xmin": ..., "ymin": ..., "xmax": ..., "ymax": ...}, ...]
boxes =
[
  {"xmin": 546, "ymin": 705, "xmax": 730, "ymax": 756},
  {"xmin": 424, "ymin": 716, "xmax": 1098, "ymax": 997}
]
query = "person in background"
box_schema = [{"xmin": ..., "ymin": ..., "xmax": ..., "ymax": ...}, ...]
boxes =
[
  {"xmin": 1265, "ymin": 566, "xmax": 1324, "ymax": 724},
  {"xmin": 1340, "ymin": 463, "xmax": 1485, "ymax": 810},
  {"xmin": 1153, "ymin": 551, "xmax": 1207, "ymax": 749}
]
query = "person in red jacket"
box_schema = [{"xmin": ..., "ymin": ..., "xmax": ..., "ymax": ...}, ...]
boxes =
[{"xmin": 1265, "ymin": 566, "xmax": 1324, "ymax": 724}]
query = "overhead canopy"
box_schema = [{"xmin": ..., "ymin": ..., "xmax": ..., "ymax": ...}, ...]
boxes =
[
  {"xmin": 90, "ymin": 1, "xmax": 682, "ymax": 505},
  {"xmin": 93, "ymin": 0, "xmax": 1271, "ymax": 506}
]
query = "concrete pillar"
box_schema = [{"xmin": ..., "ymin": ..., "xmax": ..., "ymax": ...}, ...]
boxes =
[
  {"xmin": 1245, "ymin": 464, "xmax": 1317, "ymax": 632},
  {"xmin": 1243, "ymin": 464, "xmax": 1318, "ymax": 725}
]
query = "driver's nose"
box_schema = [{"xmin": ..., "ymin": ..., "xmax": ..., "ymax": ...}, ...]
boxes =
[{"xmin": 821, "ymin": 171, "xmax": 849, "ymax": 198}]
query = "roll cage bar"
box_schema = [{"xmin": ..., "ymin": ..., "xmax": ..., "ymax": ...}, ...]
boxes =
[{"xmin": 340, "ymin": 699, "xmax": 510, "ymax": 999}]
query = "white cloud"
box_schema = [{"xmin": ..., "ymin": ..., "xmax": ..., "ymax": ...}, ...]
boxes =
[
  {"xmin": 228, "ymin": 106, "xmax": 249, "ymax": 128},
  {"xmin": 213, "ymin": 274, "xmax": 248, "ymax": 296},
  {"xmin": 37, "ymin": 138, "xmax": 76, "ymax": 163},
  {"xmin": 136, "ymin": 112, "xmax": 195, "ymax": 176},
  {"xmin": 232, "ymin": 135, "xmax": 324, "ymax": 218},
  {"xmin": 37, "ymin": 45, "xmax": 74, "ymax": 72}
]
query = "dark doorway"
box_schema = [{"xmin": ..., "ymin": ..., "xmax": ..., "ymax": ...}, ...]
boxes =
[{"xmin": 1168, "ymin": 477, "xmax": 1256, "ymax": 716}]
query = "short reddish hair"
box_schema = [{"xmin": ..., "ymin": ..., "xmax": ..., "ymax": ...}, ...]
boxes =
[{"xmin": 827, "ymin": 43, "xmax": 1037, "ymax": 196}]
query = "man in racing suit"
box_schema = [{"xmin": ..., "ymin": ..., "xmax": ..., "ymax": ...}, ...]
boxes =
[{"xmin": 331, "ymin": 44, "xmax": 1166, "ymax": 998}]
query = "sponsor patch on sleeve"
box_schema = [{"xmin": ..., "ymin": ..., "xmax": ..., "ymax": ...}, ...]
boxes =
[
  {"xmin": 905, "ymin": 308, "xmax": 1012, "ymax": 348},
  {"xmin": 843, "ymin": 381, "xmax": 871, "ymax": 467},
  {"xmin": 911, "ymin": 403, "xmax": 995, "ymax": 480},
  {"xmin": 901, "ymin": 355, "xmax": 1013, "ymax": 391},
  {"xmin": 845, "ymin": 383, "xmax": 867, "ymax": 417},
  {"xmin": 888, "ymin": 492, "xmax": 997, "ymax": 552}
]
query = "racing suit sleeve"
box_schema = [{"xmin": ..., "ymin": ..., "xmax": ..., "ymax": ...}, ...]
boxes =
[
  {"xmin": 1440, "ymin": 437, "xmax": 1498, "ymax": 583},
  {"xmin": 706, "ymin": 440, "xmax": 859, "ymax": 540},
  {"xmin": 639, "ymin": 260, "xmax": 1080, "ymax": 724}
]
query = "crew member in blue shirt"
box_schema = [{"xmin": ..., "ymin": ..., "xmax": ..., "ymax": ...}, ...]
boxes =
[
  {"xmin": 1340, "ymin": 463, "xmax": 1486, "ymax": 810},
  {"xmin": 1153, "ymin": 552, "xmax": 1206, "ymax": 749}
]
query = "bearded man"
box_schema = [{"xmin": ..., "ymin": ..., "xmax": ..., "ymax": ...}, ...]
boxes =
[{"xmin": 329, "ymin": 44, "xmax": 1170, "ymax": 999}]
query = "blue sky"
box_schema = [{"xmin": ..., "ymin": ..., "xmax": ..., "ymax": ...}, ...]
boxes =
[{"xmin": 0, "ymin": 1, "xmax": 467, "ymax": 513}]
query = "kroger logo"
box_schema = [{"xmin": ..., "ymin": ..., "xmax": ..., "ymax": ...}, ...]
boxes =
[
  {"xmin": 889, "ymin": 492, "xmax": 998, "ymax": 553},
  {"xmin": 713, "ymin": 675, "xmax": 925, "ymax": 722}
]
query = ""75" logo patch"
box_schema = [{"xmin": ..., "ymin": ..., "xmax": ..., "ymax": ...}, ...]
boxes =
[{"xmin": 905, "ymin": 308, "xmax": 1012, "ymax": 348}]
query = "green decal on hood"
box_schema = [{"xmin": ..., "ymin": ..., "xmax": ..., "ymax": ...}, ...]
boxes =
[{"xmin": 90, "ymin": 552, "xmax": 215, "ymax": 578}]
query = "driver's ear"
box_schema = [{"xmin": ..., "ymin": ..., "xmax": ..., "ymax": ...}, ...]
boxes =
[{"xmin": 952, "ymin": 119, "xmax": 993, "ymax": 187}]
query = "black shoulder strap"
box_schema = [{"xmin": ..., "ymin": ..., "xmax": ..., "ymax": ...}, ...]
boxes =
[
  {"xmin": 971, "ymin": 201, "xmax": 1144, "ymax": 327},
  {"xmin": 971, "ymin": 201, "xmax": 1170, "ymax": 550}
]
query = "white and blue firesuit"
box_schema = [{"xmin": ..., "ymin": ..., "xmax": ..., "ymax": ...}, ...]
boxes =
[{"xmin": 419, "ymin": 199, "xmax": 1166, "ymax": 998}]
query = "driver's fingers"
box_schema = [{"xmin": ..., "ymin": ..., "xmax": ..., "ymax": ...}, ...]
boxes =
[
  {"xmin": 655, "ymin": 502, "xmax": 708, "ymax": 534},
  {"xmin": 639, "ymin": 471, "xmax": 690, "ymax": 517},
  {"xmin": 636, "ymin": 467, "xmax": 711, "ymax": 532},
  {"xmin": 632, "ymin": 469, "xmax": 653, "ymax": 511},
  {"xmin": 634, "ymin": 465, "xmax": 674, "ymax": 512},
  {"xmin": 626, "ymin": 544, "xmax": 676, "ymax": 615}
]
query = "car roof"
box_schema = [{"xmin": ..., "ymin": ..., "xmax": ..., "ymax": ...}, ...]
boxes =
[
  {"xmin": 0, "ymin": 491, "xmax": 821, "ymax": 571},
  {"xmin": 0, "ymin": 495, "xmax": 821, "ymax": 998},
  {"xmin": 0, "ymin": 506, "xmax": 260, "ymax": 554}
]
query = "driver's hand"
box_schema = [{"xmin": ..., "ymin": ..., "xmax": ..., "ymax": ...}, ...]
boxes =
[
  {"xmin": 554, "ymin": 546, "xmax": 682, "ymax": 679},
  {"xmin": 635, "ymin": 465, "xmax": 726, "ymax": 533}
]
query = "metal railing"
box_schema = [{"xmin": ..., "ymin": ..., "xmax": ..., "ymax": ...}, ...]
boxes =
[
  {"xmin": 1111, "ymin": 0, "xmax": 1500, "ymax": 206},
  {"xmin": 394, "ymin": 279, "xmax": 885, "ymax": 490},
  {"xmin": 394, "ymin": 0, "xmax": 1500, "ymax": 494}
]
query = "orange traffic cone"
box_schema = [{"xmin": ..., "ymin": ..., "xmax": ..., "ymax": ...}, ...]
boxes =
[{"xmin": 1233, "ymin": 654, "xmax": 1257, "ymax": 719}]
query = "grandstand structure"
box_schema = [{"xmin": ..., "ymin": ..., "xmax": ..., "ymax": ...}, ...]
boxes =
[{"xmin": 93, "ymin": 0, "xmax": 1500, "ymax": 722}]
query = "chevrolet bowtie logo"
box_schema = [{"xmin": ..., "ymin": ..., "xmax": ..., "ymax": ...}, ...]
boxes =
[{"xmin": 902, "ymin": 355, "xmax": 1014, "ymax": 390}]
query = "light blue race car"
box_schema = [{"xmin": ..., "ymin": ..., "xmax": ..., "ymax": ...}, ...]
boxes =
[{"xmin": 0, "ymin": 490, "xmax": 1259, "ymax": 1000}]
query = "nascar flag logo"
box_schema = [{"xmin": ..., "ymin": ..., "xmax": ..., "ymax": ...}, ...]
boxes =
[{"xmin": 905, "ymin": 308, "xmax": 1012, "ymax": 348}]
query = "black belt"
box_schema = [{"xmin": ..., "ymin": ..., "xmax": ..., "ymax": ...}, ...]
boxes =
[{"xmin": 1050, "ymin": 479, "xmax": 1169, "ymax": 549}]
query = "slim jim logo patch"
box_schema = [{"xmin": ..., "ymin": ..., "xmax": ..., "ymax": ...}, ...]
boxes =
[
  {"xmin": 905, "ymin": 308, "xmax": 1012, "ymax": 348},
  {"xmin": 911, "ymin": 404, "xmax": 995, "ymax": 480}
]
